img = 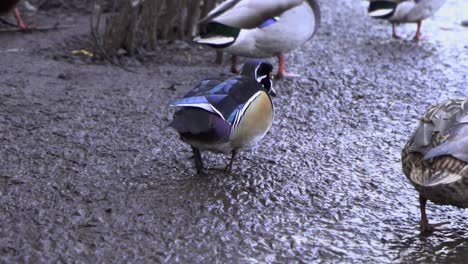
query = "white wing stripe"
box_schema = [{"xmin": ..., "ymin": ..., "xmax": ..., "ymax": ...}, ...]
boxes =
[
  {"xmin": 173, "ymin": 103, "xmax": 226, "ymax": 121},
  {"xmin": 368, "ymin": 8, "xmax": 394, "ymax": 17}
]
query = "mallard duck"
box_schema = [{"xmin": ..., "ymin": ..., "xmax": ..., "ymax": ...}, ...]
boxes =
[
  {"xmin": 0, "ymin": 0, "xmax": 27, "ymax": 29},
  {"xmin": 194, "ymin": 0, "xmax": 320, "ymax": 79},
  {"xmin": 402, "ymin": 98, "xmax": 468, "ymax": 232},
  {"xmin": 368, "ymin": 0, "xmax": 447, "ymax": 40},
  {"xmin": 169, "ymin": 59, "xmax": 276, "ymax": 174}
]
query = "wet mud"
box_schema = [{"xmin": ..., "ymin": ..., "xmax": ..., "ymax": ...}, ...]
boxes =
[{"xmin": 0, "ymin": 0, "xmax": 467, "ymax": 263}]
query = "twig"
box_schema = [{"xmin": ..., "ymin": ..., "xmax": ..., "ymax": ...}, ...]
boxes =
[
  {"xmin": 0, "ymin": 17, "xmax": 18, "ymax": 28},
  {"xmin": 90, "ymin": 0, "xmax": 138, "ymax": 74},
  {"xmin": 0, "ymin": 48, "xmax": 24, "ymax": 53},
  {"xmin": 0, "ymin": 24, "xmax": 75, "ymax": 33}
]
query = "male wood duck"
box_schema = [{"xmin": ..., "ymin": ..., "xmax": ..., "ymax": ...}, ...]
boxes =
[
  {"xmin": 194, "ymin": 0, "xmax": 320, "ymax": 79},
  {"xmin": 402, "ymin": 98, "xmax": 468, "ymax": 232},
  {"xmin": 0, "ymin": 0, "xmax": 28, "ymax": 29},
  {"xmin": 368, "ymin": 0, "xmax": 447, "ymax": 41},
  {"xmin": 169, "ymin": 59, "xmax": 276, "ymax": 174}
]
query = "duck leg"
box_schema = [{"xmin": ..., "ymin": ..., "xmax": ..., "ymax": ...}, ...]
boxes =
[
  {"xmin": 14, "ymin": 7, "xmax": 27, "ymax": 30},
  {"xmin": 392, "ymin": 23, "xmax": 401, "ymax": 39},
  {"xmin": 230, "ymin": 55, "xmax": 241, "ymax": 74},
  {"xmin": 419, "ymin": 195, "xmax": 449, "ymax": 232},
  {"xmin": 191, "ymin": 147, "xmax": 204, "ymax": 174},
  {"xmin": 215, "ymin": 51, "xmax": 224, "ymax": 65},
  {"xmin": 413, "ymin": 21, "xmax": 422, "ymax": 41},
  {"xmin": 275, "ymin": 53, "xmax": 300, "ymax": 79},
  {"xmin": 225, "ymin": 149, "xmax": 238, "ymax": 173}
]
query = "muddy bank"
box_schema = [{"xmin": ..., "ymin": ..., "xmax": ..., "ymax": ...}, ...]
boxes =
[{"xmin": 0, "ymin": 0, "xmax": 467, "ymax": 263}]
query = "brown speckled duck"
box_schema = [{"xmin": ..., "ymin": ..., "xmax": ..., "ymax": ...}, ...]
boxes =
[
  {"xmin": 402, "ymin": 98, "xmax": 468, "ymax": 232},
  {"xmin": 0, "ymin": 0, "xmax": 27, "ymax": 29}
]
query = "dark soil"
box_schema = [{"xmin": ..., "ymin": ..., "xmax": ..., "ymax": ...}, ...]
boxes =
[{"xmin": 0, "ymin": 0, "xmax": 467, "ymax": 263}]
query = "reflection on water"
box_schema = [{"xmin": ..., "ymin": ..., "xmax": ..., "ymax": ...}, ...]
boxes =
[
  {"xmin": 113, "ymin": 0, "xmax": 468, "ymax": 261},
  {"xmin": 388, "ymin": 229, "xmax": 468, "ymax": 263},
  {"xmin": 428, "ymin": 0, "xmax": 468, "ymax": 49},
  {"xmin": 176, "ymin": 0, "xmax": 468, "ymax": 262}
]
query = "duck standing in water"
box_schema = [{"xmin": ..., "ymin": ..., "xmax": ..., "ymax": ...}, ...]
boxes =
[
  {"xmin": 402, "ymin": 98, "xmax": 468, "ymax": 232},
  {"xmin": 169, "ymin": 60, "xmax": 276, "ymax": 174},
  {"xmin": 368, "ymin": 0, "xmax": 447, "ymax": 40},
  {"xmin": 194, "ymin": 0, "xmax": 321, "ymax": 79},
  {"xmin": 0, "ymin": 0, "xmax": 28, "ymax": 29}
]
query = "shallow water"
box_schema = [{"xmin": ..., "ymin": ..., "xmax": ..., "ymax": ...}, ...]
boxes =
[{"xmin": 0, "ymin": 0, "xmax": 467, "ymax": 263}]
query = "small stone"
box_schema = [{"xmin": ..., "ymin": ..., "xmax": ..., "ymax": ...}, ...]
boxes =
[
  {"xmin": 117, "ymin": 48, "xmax": 127, "ymax": 55},
  {"xmin": 57, "ymin": 73, "xmax": 70, "ymax": 80}
]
